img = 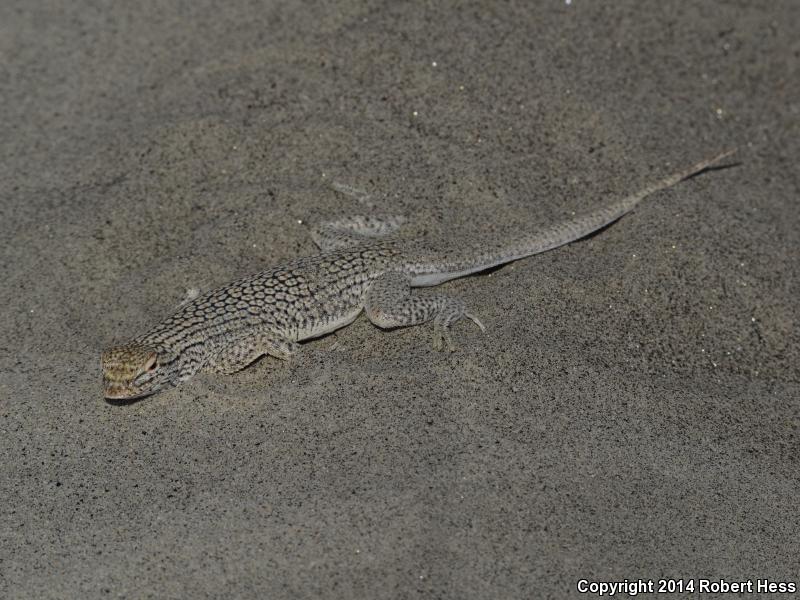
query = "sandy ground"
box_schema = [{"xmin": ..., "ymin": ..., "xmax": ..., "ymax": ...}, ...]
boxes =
[{"xmin": 1, "ymin": 1, "xmax": 798, "ymax": 598}]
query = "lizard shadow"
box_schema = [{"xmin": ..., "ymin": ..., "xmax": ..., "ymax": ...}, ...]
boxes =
[{"xmin": 104, "ymin": 394, "xmax": 154, "ymax": 407}]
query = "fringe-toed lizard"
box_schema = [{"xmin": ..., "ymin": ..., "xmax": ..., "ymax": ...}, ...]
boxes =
[{"xmin": 102, "ymin": 150, "xmax": 735, "ymax": 400}]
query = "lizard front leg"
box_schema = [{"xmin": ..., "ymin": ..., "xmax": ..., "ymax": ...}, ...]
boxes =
[
  {"xmin": 204, "ymin": 330, "xmax": 299, "ymax": 375},
  {"xmin": 364, "ymin": 271, "xmax": 485, "ymax": 352},
  {"xmin": 310, "ymin": 214, "xmax": 408, "ymax": 251}
]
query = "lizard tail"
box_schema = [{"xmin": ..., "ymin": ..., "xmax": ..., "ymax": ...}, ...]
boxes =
[
  {"xmin": 612, "ymin": 148, "xmax": 737, "ymax": 215},
  {"xmin": 493, "ymin": 148, "xmax": 738, "ymax": 261},
  {"xmin": 408, "ymin": 149, "xmax": 737, "ymax": 286}
]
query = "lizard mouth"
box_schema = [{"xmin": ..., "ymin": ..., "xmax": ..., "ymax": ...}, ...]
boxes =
[{"xmin": 103, "ymin": 383, "xmax": 152, "ymax": 401}]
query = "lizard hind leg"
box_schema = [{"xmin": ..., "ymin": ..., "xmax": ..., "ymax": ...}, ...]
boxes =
[{"xmin": 365, "ymin": 271, "xmax": 485, "ymax": 352}]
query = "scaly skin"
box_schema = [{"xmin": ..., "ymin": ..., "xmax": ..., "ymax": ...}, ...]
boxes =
[{"xmin": 102, "ymin": 150, "xmax": 735, "ymax": 399}]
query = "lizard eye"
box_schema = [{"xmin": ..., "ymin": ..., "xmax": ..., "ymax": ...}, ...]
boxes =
[{"xmin": 144, "ymin": 354, "xmax": 158, "ymax": 373}]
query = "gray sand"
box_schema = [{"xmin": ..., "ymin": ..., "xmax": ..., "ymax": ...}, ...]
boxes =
[{"xmin": 1, "ymin": 1, "xmax": 798, "ymax": 598}]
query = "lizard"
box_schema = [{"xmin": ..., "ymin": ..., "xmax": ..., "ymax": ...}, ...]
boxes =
[{"xmin": 102, "ymin": 149, "xmax": 735, "ymax": 400}]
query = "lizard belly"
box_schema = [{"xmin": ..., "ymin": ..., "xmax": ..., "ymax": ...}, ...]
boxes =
[
  {"xmin": 410, "ymin": 266, "xmax": 490, "ymax": 287},
  {"xmin": 296, "ymin": 308, "xmax": 362, "ymax": 341}
]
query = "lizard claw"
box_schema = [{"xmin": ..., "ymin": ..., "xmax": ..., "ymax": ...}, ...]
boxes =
[
  {"xmin": 432, "ymin": 311, "xmax": 485, "ymax": 352},
  {"xmin": 432, "ymin": 326, "xmax": 457, "ymax": 352},
  {"xmin": 465, "ymin": 311, "xmax": 486, "ymax": 332}
]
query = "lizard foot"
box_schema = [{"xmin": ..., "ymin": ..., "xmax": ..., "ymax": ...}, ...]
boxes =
[{"xmin": 432, "ymin": 304, "xmax": 486, "ymax": 352}]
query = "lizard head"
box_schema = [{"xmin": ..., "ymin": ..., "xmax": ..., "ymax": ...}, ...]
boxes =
[{"xmin": 101, "ymin": 343, "xmax": 171, "ymax": 400}]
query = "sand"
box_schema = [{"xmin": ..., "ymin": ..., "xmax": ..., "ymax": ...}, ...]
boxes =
[{"xmin": 1, "ymin": 1, "xmax": 798, "ymax": 598}]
